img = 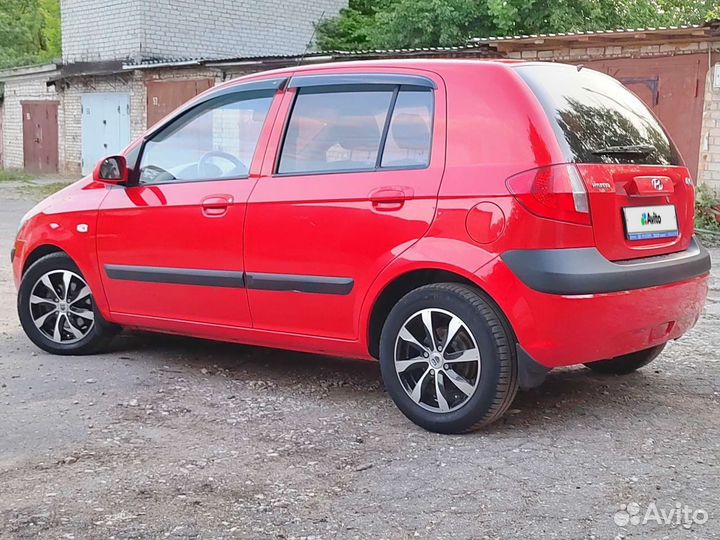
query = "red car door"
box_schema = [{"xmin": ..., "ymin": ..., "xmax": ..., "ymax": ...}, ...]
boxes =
[
  {"xmin": 244, "ymin": 69, "xmax": 447, "ymax": 340},
  {"xmin": 97, "ymin": 79, "xmax": 284, "ymax": 328}
]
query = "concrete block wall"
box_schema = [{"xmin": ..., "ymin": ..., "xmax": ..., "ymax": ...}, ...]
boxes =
[
  {"xmin": 1, "ymin": 73, "xmax": 59, "ymax": 169},
  {"xmin": 698, "ymin": 60, "xmax": 720, "ymax": 191},
  {"xmin": 61, "ymin": 0, "xmax": 347, "ymax": 63}
]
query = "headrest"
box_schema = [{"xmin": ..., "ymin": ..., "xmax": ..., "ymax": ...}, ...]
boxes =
[
  {"xmin": 391, "ymin": 113, "xmax": 431, "ymax": 150},
  {"xmin": 333, "ymin": 116, "xmax": 381, "ymax": 151}
]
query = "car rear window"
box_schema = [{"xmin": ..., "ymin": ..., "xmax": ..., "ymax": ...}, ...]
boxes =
[{"xmin": 515, "ymin": 64, "xmax": 681, "ymax": 166}]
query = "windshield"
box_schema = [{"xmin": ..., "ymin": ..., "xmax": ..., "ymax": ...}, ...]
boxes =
[{"xmin": 516, "ymin": 64, "xmax": 682, "ymax": 166}]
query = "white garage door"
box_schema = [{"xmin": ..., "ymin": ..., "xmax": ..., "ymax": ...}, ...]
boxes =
[{"xmin": 81, "ymin": 93, "xmax": 131, "ymax": 175}]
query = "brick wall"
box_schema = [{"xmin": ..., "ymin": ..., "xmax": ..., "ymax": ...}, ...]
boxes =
[
  {"xmin": 61, "ymin": 0, "xmax": 347, "ymax": 63},
  {"xmin": 504, "ymin": 40, "xmax": 712, "ymax": 61},
  {"xmin": 1, "ymin": 71, "xmax": 59, "ymax": 169},
  {"xmin": 699, "ymin": 61, "xmax": 720, "ymax": 190},
  {"xmin": 60, "ymin": 0, "xmax": 144, "ymax": 62}
]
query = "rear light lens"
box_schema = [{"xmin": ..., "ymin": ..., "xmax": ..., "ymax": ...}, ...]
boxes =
[{"xmin": 506, "ymin": 164, "xmax": 591, "ymax": 225}]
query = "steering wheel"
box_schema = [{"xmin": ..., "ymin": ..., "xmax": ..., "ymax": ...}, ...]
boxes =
[
  {"xmin": 198, "ymin": 151, "xmax": 247, "ymax": 178},
  {"xmin": 140, "ymin": 164, "xmax": 176, "ymax": 184}
]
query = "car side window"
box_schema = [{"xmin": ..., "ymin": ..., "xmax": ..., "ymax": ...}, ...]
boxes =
[
  {"xmin": 277, "ymin": 83, "xmax": 434, "ymax": 176},
  {"xmin": 381, "ymin": 88, "xmax": 433, "ymax": 168},
  {"xmin": 139, "ymin": 92, "xmax": 273, "ymax": 184},
  {"xmin": 277, "ymin": 87, "xmax": 394, "ymax": 175}
]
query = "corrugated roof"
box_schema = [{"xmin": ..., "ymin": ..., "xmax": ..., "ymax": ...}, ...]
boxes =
[
  {"xmin": 469, "ymin": 19, "xmax": 719, "ymax": 43},
  {"xmin": 122, "ymin": 42, "xmax": 497, "ymax": 69}
]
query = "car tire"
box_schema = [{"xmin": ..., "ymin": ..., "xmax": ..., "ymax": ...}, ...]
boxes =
[
  {"xmin": 583, "ymin": 344, "xmax": 665, "ymax": 375},
  {"xmin": 379, "ymin": 283, "xmax": 518, "ymax": 434},
  {"xmin": 18, "ymin": 252, "xmax": 119, "ymax": 355}
]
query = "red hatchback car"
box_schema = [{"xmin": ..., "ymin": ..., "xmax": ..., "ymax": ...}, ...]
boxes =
[{"xmin": 13, "ymin": 60, "xmax": 710, "ymax": 433}]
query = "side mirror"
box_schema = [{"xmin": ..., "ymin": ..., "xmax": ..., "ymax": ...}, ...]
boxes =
[{"xmin": 93, "ymin": 155, "xmax": 128, "ymax": 185}]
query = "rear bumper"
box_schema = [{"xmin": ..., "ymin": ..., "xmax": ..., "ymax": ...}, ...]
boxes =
[
  {"xmin": 485, "ymin": 238, "xmax": 710, "ymax": 368},
  {"xmin": 501, "ymin": 236, "xmax": 710, "ymax": 295}
]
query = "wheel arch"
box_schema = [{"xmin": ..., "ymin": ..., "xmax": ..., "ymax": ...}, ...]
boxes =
[
  {"xmin": 22, "ymin": 244, "xmax": 66, "ymax": 276},
  {"xmin": 365, "ymin": 265, "xmax": 512, "ymax": 359},
  {"xmin": 19, "ymin": 240, "xmax": 112, "ymax": 320}
]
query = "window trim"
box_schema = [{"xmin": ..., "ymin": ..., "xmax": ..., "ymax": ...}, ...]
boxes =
[
  {"xmin": 273, "ymin": 83, "xmax": 435, "ymax": 178},
  {"xmin": 130, "ymin": 79, "xmax": 285, "ymax": 186},
  {"xmin": 287, "ymin": 73, "xmax": 436, "ymax": 90}
]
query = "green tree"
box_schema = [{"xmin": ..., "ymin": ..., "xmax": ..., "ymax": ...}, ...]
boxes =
[
  {"xmin": 0, "ymin": 0, "xmax": 60, "ymax": 69},
  {"xmin": 316, "ymin": 0, "xmax": 382, "ymax": 50},
  {"xmin": 317, "ymin": 0, "xmax": 719, "ymax": 50},
  {"xmin": 39, "ymin": 0, "xmax": 61, "ymax": 61}
]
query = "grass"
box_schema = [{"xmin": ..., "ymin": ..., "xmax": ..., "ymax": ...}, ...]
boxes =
[
  {"xmin": 33, "ymin": 182, "xmax": 68, "ymax": 198},
  {"xmin": 20, "ymin": 181, "xmax": 70, "ymax": 200},
  {"xmin": 0, "ymin": 169, "xmax": 34, "ymax": 182}
]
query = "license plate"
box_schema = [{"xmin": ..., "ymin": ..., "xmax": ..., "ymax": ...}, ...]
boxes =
[{"xmin": 623, "ymin": 205, "xmax": 679, "ymax": 241}]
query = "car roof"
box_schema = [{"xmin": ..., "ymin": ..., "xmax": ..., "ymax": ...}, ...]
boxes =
[{"xmin": 213, "ymin": 58, "xmax": 530, "ymax": 93}]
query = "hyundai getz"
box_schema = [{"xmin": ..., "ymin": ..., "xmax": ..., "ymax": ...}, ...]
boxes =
[{"xmin": 13, "ymin": 60, "xmax": 710, "ymax": 433}]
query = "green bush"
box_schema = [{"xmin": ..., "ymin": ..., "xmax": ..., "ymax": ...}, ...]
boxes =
[{"xmin": 695, "ymin": 184, "xmax": 720, "ymax": 232}]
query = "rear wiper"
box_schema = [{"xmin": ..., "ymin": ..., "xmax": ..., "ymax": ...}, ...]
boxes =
[{"xmin": 591, "ymin": 144, "xmax": 655, "ymax": 156}]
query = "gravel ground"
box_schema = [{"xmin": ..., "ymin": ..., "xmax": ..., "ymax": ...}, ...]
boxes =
[{"xmin": 1, "ymin": 187, "xmax": 719, "ymax": 540}]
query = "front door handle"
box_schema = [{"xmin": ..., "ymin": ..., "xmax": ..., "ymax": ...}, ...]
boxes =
[
  {"xmin": 201, "ymin": 195, "xmax": 233, "ymax": 217},
  {"xmin": 369, "ymin": 186, "xmax": 414, "ymax": 211}
]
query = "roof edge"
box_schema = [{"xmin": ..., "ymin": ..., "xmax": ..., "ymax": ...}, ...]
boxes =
[
  {"xmin": 0, "ymin": 63, "xmax": 58, "ymax": 81},
  {"xmin": 468, "ymin": 19, "xmax": 720, "ymax": 45}
]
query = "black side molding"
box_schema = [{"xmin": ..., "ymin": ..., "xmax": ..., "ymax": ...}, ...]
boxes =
[
  {"xmin": 104, "ymin": 265, "xmax": 246, "ymax": 288},
  {"xmin": 246, "ymin": 273, "xmax": 354, "ymax": 295},
  {"xmin": 103, "ymin": 265, "xmax": 354, "ymax": 295},
  {"xmin": 501, "ymin": 236, "xmax": 711, "ymax": 295}
]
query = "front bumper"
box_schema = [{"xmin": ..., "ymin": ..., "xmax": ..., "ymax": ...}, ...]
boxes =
[{"xmin": 487, "ymin": 238, "xmax": 710, "ymax": 368}]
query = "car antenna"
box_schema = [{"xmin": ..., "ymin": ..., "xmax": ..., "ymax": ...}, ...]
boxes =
[
  {"xmin": 297, "ymin": 10, "xmax": 326, "ymax": 66},
  {"xmin": 577, "ymin": 64, "xmax": 584, "ymax": 71}
]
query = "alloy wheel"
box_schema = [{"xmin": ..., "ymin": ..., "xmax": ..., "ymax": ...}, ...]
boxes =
[
  {"xmin": 393, "ymin": 308, "xmax": 481, "ymax": 413},
  {"xmin": 28, "ymin": 270, "xmax": 95, "ymax": 344}
]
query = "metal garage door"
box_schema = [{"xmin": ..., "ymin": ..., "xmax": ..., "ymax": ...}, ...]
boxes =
[
  {"xmin": 22, "ymin": 101, "xmax": 59, "ymax": 173},
  {"xmin": 81, "ymin": 93, "xmax": 130, "ymax": 175},
  {"xmin": 146, "ymin": 79, "xmax": 214, "ymax": 128}
]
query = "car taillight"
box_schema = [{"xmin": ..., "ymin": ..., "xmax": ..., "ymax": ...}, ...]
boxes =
[{"xmin": 506, "ymin": 164, "xmax": 591, "ymax": 225}]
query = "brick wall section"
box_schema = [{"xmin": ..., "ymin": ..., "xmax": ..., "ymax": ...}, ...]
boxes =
[
  {"xmin": 698, "ymin": 60, "xmax": 720, "ymax": 191},
  {"xmin": 504, "ymin": 41, "xmax": 712, "ymax": 61},
  {"xmin": 61, "ymin": 0, "xmax": 347, "ymax": 63},
  {"xmin": 1, "ymin": 73, "xmax": 59, "ymax": 169},
  {"xmin": 60, "ymin": 0, "xmax": 144, "ymax": 62}
]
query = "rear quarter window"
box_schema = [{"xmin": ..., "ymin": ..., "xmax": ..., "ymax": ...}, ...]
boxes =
[{"xmin": 515, "ymin": 64, "xmax": 682, "ymax": 166}]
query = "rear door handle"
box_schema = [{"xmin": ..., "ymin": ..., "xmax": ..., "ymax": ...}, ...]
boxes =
[
  {"xmin": 201, "ymin": 195, "xmax": 233, "ymax": 217},
  {"xmin": 369, "ymin": 186, "xmax": 414, "ymax": 210}
]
